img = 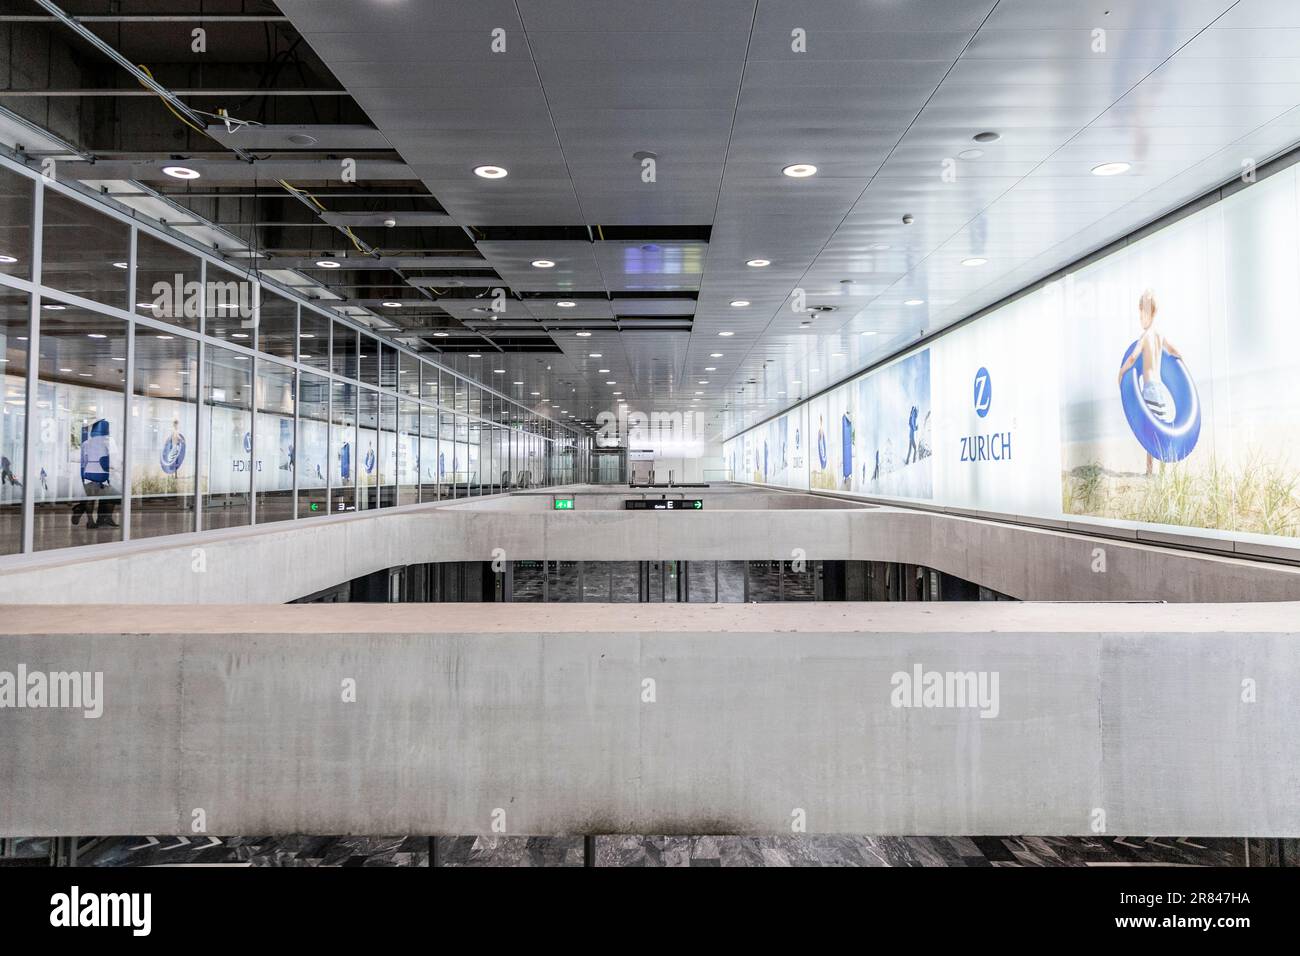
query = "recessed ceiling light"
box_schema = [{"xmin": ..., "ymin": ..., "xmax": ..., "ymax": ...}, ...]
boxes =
[
  {"xmin": 1091, "ymin": 161, "xmax": 1131, "ymax": 177},
  {"xmin": 315, "ymin": 259, "xmax": 341, "ymax": 268},
  {"xmin": 605, "ymin": 381, "xmax": 616, "ymax": 385},
  {"xmin": 556, "ymin": 300, "xmax": 576, "ymax": 308},
  {"xmin": 514, "ymin": 381, "xmax": 524, "ymax": 385},
  {"xmin": 111, "ymin": 261, "xmax": 128, "ymax": 269},
  {"xmin": 473, "ymin": 164, "xmax": 508, "ymax": 179},
  {"xmin": 598, "ymin": 368, "xmax": 610, "ymax": 373},
  {"xmin": 468, "ymin": 353, "xmax": 481, "ymax": 358},
  {"xmin": 589, "ymin": 353, "xmax": 602, "ymax": 358},
  {"xmin": 612, "ymin": 391, "xmax": 622, "ymax": 396},
  {"xmin": 575, "ymin": 331, "xmax": 592, "ymax": 337},
  {"xmin": 730, "ymin": 299, "xmax": 750, "ymax": 307},
  {"xmin": 155, "ymin": 334, "xmax": 173, "ymax": 340},
  {"xmin": 961, "ymin": 257, "xmax": 988, "ymax": 267},
  {"xmin": 41, "ymin": 303, "xmax": 65, "ymax": 311},
  {"xmin": 710, "ymin": 352, "xmax": 723, "ymax": 358},
  {"xmin": 299, "ymin": 333, "xmax": 315, "ymax": 339},
  {"xmin": 58, "ymin": 367, "xmax": 72, "ymax": 373},
  {"xmin": 861, "ymin": 330, "xmax": 878, "ymax": 336},
  {"xmin": 231, "ymin": 332, "xmax": 248, "ymax": 339},
  {"xmin": 782, "ymin": 163, "xmax": 817, "ymax": 178},
  {"xmin": 432, "ymin": 331, "xmax": 449, "ymax": 337},
  {"xmin": 973, "ymin": 131, "xmax": 1001, "ymax": 144},
  {"xmin": 704, "ymin": 366, "xmax": 717, "ymax": 372},
  {"xmin": 718, "ymin": 331, "xmax": 734, "ymax": 336},
  {"xmin": 529, "ymin": 390, "xmax": 539, "ymax": 395},
  {"xmin": 531, "ymin": 259, "xmax": 555, "ymax": 269},
  {"xmin": 791, "ymin": 380, "xmax": 802, "ymax": 385},
  {"xmin": 163, "ymin": 165, "xmax": 200, "ymax": 180},
  {"xmin": 382, "ymin": 301, "xmax": 402, "ymax": 308},
  {"xmin": 698, "ymin": 380, "xmax": 709, "ymax": 384},
  {"xmin": 746, "ymin": 258, "xmax": 771, "ymax": 268},
  {"xmin": 0, "ymin": 255, "xmax": 17, "ymax": 264},
  {"xmin": 87, "ymin": 332, "xmax": 106, "ymax": 339},
  {"xmin": 904, "ymin": 298, "xmax": 925, "ymax": 306}
]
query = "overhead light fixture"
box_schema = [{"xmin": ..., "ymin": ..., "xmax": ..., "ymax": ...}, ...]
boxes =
[
  {"xmin": 316, "ymin": 260, "xmax": 341, "ymax": 269},
  {"xmin": 1091, "ymin": 161, "xmax": 1131, "ymax": 177},
  {"xmin": 730, "ymin": 300, "xmax": 750, "ymax": 307},
  {"xmin": 41, "ymin": 303, "xmax": 65, "ymax": 311},
  {"xmin": 382, "ymin": 301, "xmax": 402, "ymax": 308},
  {"xmin": 432, "ymin": 331, "xmax": 449, "ymax": 337},
  {"xmin": 576, "ymin": 331, "xmax": 592, "ymax": 337},
  {"xmin": 710, "ymin": 352, "xmax": 723, "ymax": 358},
  {"xmin": 695, "ymin": 391, "xmax": 703, "ymax": 396},
  {"xmin": 0, "ymin": 254, "xmax": 17, "ymax": 264},
  {"xmin": 111, "ymin": 261, "xmax": 128, "ymax": 270},
  {"xmin": 904, "ymin": 298, "xmax": 925, "ymax": 306},
  {"xmin": 493, "ymin": 369, "xmax": 505, "ymax": 374},
  {"xmin": 468, "ymin": 353, "xmax": 481, "ymax": 358},
  {"xmin": 473, "ymin": 165, "xmax": 508, "ymax": 179},
  {"xmin": 605, "ymin": 380, "xmax": 616, "ymax": 385},
  {"xmin": 556, "ymin": 300, "xmax": 576, "ymax": 308},
  {"xmin": 958, "ymin": 148, "xmax": 984, "ymax": 161},
  {"xmin": 531, "ymin": 259, "xmax": 555, "ymax": 269},
  {"xmin": 973, "ymin": 131, "xmax": 1001, "ymax": 143},
  {"xmin": 598, "ymin": 368, "xmax": 610, "ymax": 373},
  {"xmin": 299, "ymin": 333, "xmax": 315, "ymax": 339},
  {"xmin": 698, "ymin": 380, "xmax": 709, "ymax": 384},
  {"xmin": 589, "ymin": 353, "xmax": 602, "ymax": 358},
  {"xmin": 162, "ymin": 165, "xmax": 200, "ymax": 180},
  {"xmin": 87, "ymin": 332, "xmax": 106, "ymax": 339},
  {"xmin": 514, "ymin": 381, "xmax": 524, "ymax": 385},
  {"xmin": 962, "ymin": 257, "xmax": 988, "ymax": 267},
  {"xmin": 782, "ymin": 163, "xmax": 817, "ymax": 178},
  {"xmin": 718, "ymin": 331, "xmax": 734, "ymax": 337},
  {"xmin": 861, "ymin": 330, "xmax": 878, "ymax": 336},
  {"xmin": 746, "ymin": 258, "xmax": 771, "ymax": 268},
  {"xmin": 155, "ymin": 334, "xmax": 173, "ymax": 340},
  {"xmin": 231, "ymin": 332, "xmax": 248, "ymax": 339},
  {"xmin": 612, "ymin": 391, "xmax": 622, "ymax": 396}
]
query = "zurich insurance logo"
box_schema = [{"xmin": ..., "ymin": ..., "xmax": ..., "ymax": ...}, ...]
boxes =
[{"xmin": 973, "ymin": 367, "xmax": 992, "ymax": 418}]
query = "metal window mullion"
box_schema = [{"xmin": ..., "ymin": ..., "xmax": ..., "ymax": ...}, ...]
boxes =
[
  {"xmin": 291, "ymin": 305, "xmax": 299, "ymax": 520},
  {"xmin": 19, "ymin": 178, "xmax": 42, "ymax": 553},
  {"xmin": 119, "ymin": 225, "xmax": 136, "ymax": 541}
]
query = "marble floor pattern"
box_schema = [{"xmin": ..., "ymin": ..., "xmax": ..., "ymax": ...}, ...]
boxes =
[{"xmin": 9, "ymin": 834, "xmax": 1253, "ymax": 868}]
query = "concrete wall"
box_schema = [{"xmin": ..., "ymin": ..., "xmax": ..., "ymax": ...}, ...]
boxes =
[
  {"xmin": 3, "ymin": 602, "xmax": 1298, "ymax": 837},
  {"xmin": 2, "ymin": 487, "xmax": 1299, "ymax": 604}
]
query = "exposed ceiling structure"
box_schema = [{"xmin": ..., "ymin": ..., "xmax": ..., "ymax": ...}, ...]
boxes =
[{"xmin": 5, "ymin": 0, "xmax": 1300, "ymax": 441}]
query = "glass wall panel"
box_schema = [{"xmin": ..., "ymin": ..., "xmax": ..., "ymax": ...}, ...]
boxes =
[
  {"xmin": 0, "ymin": 290, "xmax": 29, "ymax": 553},
  {"xmin": 134, "ymin": 232, "xmax": 200, "ymax": 331},
  {"xmin": 297, "ymin": 371, "xmax": 328, "ymax": 518},
  {"xmin": 379, "ymin": 343, "xmax": 397, "ymax": 391},
  {"xmin": 359, "ymin": 334, "xmax": 379, "ymax": 387},
  {"xmin": 357, "ymin": 387, "xmax": 379, "ymax": 511},
  {"xmin": 453, "ymin": 376, "xmax": 467, "ymax": 412},
  {"xmin": 41, "ymin": 189, "xmax": 129, "ymax": 309},
  {"xmin": 256, "ymin": 291, "xmax": 296, "ymax": 361},
  {"xmin": 332, "ymin": 321, "xmax": 357, "ymax": 379},
  {"xmin": 439, "ymin": 410, "xmax": 455, "ymax": 497},
  {"xmin": 201, "ymin": 345, "xmax": 252, "ymax": 530},
  {"xmin": 32, "ymin": 307, "xmax": 126, "ymax": 550},
  {"xmin": 130, "ymin": 332, "xmax": 197, "ymax": 539},
  {"xmin": 397, "ymin": 350, "xmax": 420, "ymax": 398},
  {"xmin": 467, "ymin": 419, "xmax": 480, "ymax": 495},
  {"xmin": 204, "ymin": 265, "xmax": 256, "ymax": 345},
  {"xmin": 421, "ymin": 361, "xmax": 439, "ymax": 404},
  {"xmin": 330, "ymin": 381, "xmax": 356, "ymax": 513},
  {"xmin": 255, "ymin": 360, "xmax": 295, "ymax": 523},
  {"xmin": 454, "ymin": 414, "xmax": 469, "ymax": 498},
  {"xmin": 378, "ymin": 392, "xmax": 397, "ymax": 508},
  {"xmin": 419, "ymin": 404, "xmax": 438, "ymax": 502},
  {"xmin": 398, "ymin": 398, "xmax": 420, "ymax": 505},
  {"xmin": 0, "ymin": 166, "xmax": 33, "ymax": 280},
  {"xmin": 298, "ymin": 308, "xmax": 330, "ymax": 372}
]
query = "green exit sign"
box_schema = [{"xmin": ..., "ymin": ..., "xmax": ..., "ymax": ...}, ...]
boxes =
[{"xmin": 553, "ymin": 498, "xmax": 575, "ymax": 510}]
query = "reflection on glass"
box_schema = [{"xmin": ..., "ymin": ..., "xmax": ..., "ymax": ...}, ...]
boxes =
[
  {"xmin": 298, "ymin": 308, "xmax": 329, "ymax": 372},
  {"xmin": 468, "ymin": 419, "xmax": 481, "ymax": 495},
  {"xmin": 399, "ymin": 399, "xmax": 420, "ymax": 505},
  {"xmin": 201, "ymin": 345, "xmax": 252, "ymax": 529},
  {"xmin": 330, "ymin": 380, "xmax": 356, "ymax": 512},
  {"xmin": 378, "ymin": 392, "xmax": 397, "ymax": 508},
  {"xmin": 255, "ymin": 360, "xmax": 295, "ymax": 523},
  {"xmin": 0, "ymin": 290, "xmax": 29, "ymax": 554},
  {"xmin": 398, "ymin": 351, "xmax": 420, "ymax": 398},
  {"xmin": 419, "ymin": 404, "xmax": 438, "ymax": 502},
  {"xmin": 357, "ymin": 388, "xmax": 379, "ymax": 510},
  {"xmin": 379, "ymin": 343, "xmax": 397, "ymax": 391},
  {"xmin": 332, "ymin": 321, "xmax": 356, "ymax": 379},
  {"xmin": 32, "ymin": 308, "xmax": 126, "ymax": 550},
  {"xmin": 135, "ymin": 232, "xmax": 200, "ymax": 331},
  {"xmin": 359, "ymin": 335, "xmax": 379, "ymax": 387},
  {"xmin": 203, "ymin": 264, "xmax": 258, "ymax": 345},
  {"xmin": 439, "ymin": 410, "xmax": 455, "ymax": 498},
  {"xmin": 130, "ymin": 333, "xmax": 197, "ymax": 539},
  {"xmin": 421, "ymin": 362, "xmax": 439, "ymax": 404},
  {"xmin": 256, "ymin": 291, "xmax": 296, "ymax": 361},
  {"xmin": 41, "ymin": 189, "xmax": 129, "ymax": 309},
  {"xmin": 0, "ymin": 166, "xmax": 33, "ymax": 280},
  {"xmin": 297, "ymin": 371, "xmax": 328, "ymax": 517}
]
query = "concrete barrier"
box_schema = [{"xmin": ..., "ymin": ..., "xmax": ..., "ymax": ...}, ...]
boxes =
[
  {"xmin": 2, "ymin": 487, "xmax": 1299, "ymax": 604},
  {"xmin": 2, "ymin": 602, "xmax": 1298, "ymax": 837}
]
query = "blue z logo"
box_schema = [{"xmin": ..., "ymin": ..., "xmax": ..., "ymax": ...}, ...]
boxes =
[{"xmin": 973, "ymin": 367, "xmax": 992, "ymax": 418}]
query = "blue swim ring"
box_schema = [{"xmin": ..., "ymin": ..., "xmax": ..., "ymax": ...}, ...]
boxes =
[{"xmin": 1119, "ymin": 339, "xmax": 1201, "ymax": 463}]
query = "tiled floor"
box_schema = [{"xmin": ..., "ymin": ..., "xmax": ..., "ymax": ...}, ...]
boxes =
[{"xmin": 10, "ymin": 834, "xmax": 1251, "ymax": 868}]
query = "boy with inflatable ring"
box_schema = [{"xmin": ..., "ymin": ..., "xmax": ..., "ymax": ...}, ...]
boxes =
[{"xmin": 1117, "ymin": 288, "xmax": 1186, "ymax": 476}]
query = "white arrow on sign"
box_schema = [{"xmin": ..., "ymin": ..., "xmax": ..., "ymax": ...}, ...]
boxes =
[{"xmin": 131, "ymin": 837, "xmax": 160, "ymax": 851}]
